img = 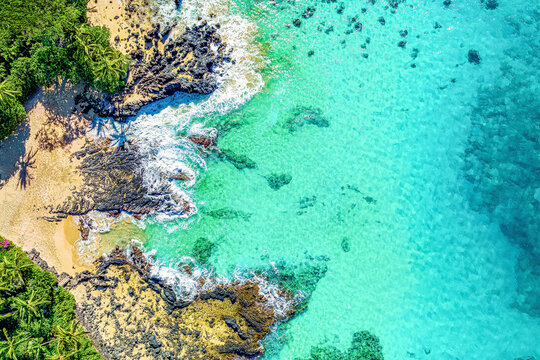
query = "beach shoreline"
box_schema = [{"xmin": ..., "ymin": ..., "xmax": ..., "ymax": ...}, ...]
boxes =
[{"xmin": 0, "ymin": 83, "xmax": 90, "ymax": 275}]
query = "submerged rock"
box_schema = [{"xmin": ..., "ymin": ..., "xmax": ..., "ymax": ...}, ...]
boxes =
[
  {"xmin": 218, "ymin": 149, "xmax": 257, "ymax": 170},
  {"xmin": 207, "ymin": 207, "xmax": 252, "ymax": 221},
  {"xmin": 297, "ymin": 195, "xmax": 317, "ymax": 215},
  {"xmin": 467, "ymin": 49, "xmax": 481, "ymax": 64},
  {"xmin": 302, "ymin": 7, "xmax": 316, "ymax": 18},
  {"xmin": 266, "ymin": 173, "xmax": 292, "ymax": 190},
  {"xmin": 262, "ymin": 256, "xmax": 329, "ymax": 296},
  {"xmin": 462, "ymin": 43, "xmax": 539, "ymax": 316},
  {"xmin": 300, "ymin": 330, "xmax": 384, "ymax": 360},
  {"xmin": 189, "ymin": 135, "xmax": 215, "ymax": 148},
  {"xmin": 192, "ymin": 237, "xmax": 215, "ymax": 264},
  {"xmin": 484, "ymin": 0, "xmax": 498, "ymax": 9},
  {"xmin": 341, "ymin": 237, "xmax": 351, "ymax": 252},
  {"xmin": 281, "ymin": 105, "xmax": 329, "ymax": 132}
]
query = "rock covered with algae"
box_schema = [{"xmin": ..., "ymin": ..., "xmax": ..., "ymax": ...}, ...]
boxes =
[
  {"xmin": 65, "ymin": 247, "xmax": 297, "ymax": 360},
  {"xmin": 299, "ymin": 330, "xmax": 384, "ymax": 360}
]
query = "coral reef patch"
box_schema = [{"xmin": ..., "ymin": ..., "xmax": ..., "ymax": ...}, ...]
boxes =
[
  {"xmin": 266, "ymin": 173, "xmax": 293, "ymax": 190},
  {"xmin": 297, "ymin": 330, "xmax": 384, "ymax": 360},
  {"xmin": 462, "ymin": 33, "xmax": 539, "ymax": 316}
]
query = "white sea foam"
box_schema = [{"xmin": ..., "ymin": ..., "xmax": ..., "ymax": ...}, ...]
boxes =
[
  {"xmin": 73, "ymin": 211, "xmax": 147, "ymax": 265},
  {"xmin": 86, "ymin": 0, "xmax": 264, "ymax": 225},
  {"xmin": 147, "ymin": 255, "xmax": 297, "ymax": 316},
  {"xmin": 124, "ymin": 0, "xmax": 265, "ymax": 220},
  {"xmin": 112, "ymin": 239, "xmax": 297, "ymax": 316}
]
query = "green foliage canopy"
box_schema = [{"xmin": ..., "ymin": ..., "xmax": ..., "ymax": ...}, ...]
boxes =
[
  {"xmin": 0, "ymin": 239, "xmax": 103, "ymax": 360},
  {"xmin": 0, "ymin": 0, "xmax": 129, "ymax": 139}
]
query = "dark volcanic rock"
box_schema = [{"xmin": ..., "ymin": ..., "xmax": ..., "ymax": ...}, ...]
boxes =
[
  {"xmin": 217, "ymin": 341, "xmax": 261, "ymax": 357},
  {"xmin": 83, "ymin": 23, "xmax": 225, "ymax": 120},
  {"xmin": 189, "ymin": 135, "xmax": 215, "ymax": 148},
  {"xmin": 199, "ymin": 286, "xmax": 236, "ymax": 303},
  {"xmin": 53, "ymin": 143, "xmax": 191, "ymax": 218},
  {"xmin": 222, "ymin": 316, "xmax": 248, "ymax": 340}
]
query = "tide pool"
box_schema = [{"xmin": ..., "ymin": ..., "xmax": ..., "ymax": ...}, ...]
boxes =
[{"xmin": 132, "ymin": 0, "xmax": 540, "ymax": 358}]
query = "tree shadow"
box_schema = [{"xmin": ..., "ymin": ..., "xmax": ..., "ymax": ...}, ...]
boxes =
[
  {"xmin": 16, "ymin": 148, "xmax": 37, "ymax": 189},
  {"xmin": 35, "ymin": 81, "xmax": 87, "ymax": 151},
  {"xmin": 0, "ymin": 119, "xmax": 30, "ymax": 188}
]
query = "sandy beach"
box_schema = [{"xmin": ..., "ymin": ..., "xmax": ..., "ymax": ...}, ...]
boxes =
[
  {"xmin": 0, "ymin": 83, "xmax": 89, "ymax": 274},
  {"xmin": 0, "ymin": 0, "xmax": 159, "ymax": 274}
]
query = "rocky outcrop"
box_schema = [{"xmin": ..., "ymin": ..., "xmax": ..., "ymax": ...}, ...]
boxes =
[
  {"xmin": 79, "ymin": 22, "xmax": 227, "ymax": 120},
  {"xmin": 25, "ymin": 248, "xmax": 72, "ymax": 287},
  {"xmin": 51, "ymin": 141, "xmax": 191, "ymax": 219},
  {"xmin": 67, "ymin": 247, "xmax": 296, "ymax": 360}
]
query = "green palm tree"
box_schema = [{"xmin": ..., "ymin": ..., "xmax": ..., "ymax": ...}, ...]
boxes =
[
  {"xmin": 11, "ymin": 290, "xmax": 47, "ymax": 324},
  {"xmin": 45, "ymin": 348, "xmax": 81, "ymax": 360},
  {"xmin": 0, "ymin": 328, "xmax": 29, "ymax": 360},
  {"xmin": 0, "ymin": 78, "xmax": 21, "ymax": 107},
  {"xmin": 0, "ymin": 254, "xmax": 32, "ymax": 290},
  {"xmin": 92, "ymin": 47, "xmax": 129, "ymax": 92},
  {"xmin": 70, "ymin": 26, "xmax": 100, "ymax": 64},
  {"xmin": 53, "ymin": 320, "xmax": 88, "ymax": 354}
]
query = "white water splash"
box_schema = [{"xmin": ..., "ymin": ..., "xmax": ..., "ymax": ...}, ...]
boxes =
[
  {"xmin": 126, "ymin": 0, "xmax": 265, "ymax": 219},
  {"xmin": 73, "ymin": 211, "xmax": 147, "ymax": 265},
  {"xmin": 86, "ymin": 0, "xmax": 264, "ymax": 224}
]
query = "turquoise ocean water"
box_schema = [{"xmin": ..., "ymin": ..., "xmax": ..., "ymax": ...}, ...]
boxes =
[{"xmin": 114, "ymin": 0, "xmax": 540, "ymax": 358}]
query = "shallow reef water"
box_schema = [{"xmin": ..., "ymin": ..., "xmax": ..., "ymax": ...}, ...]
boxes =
[{"xmin": 102, "ymin": 0, "xmax": 540, "ymax": 358}]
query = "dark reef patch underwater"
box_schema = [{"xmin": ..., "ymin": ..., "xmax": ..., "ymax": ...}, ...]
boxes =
[{"xmin": 463, "ymin": 30, "xmax": 540, "ymax": 316}]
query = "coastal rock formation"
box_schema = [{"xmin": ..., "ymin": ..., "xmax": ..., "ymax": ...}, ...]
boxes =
[
  {"xmin": 51, "ymin": 141, "xmax": 192, "ymax": 219},
  {"xmin": 65, "ymin": 247, "xmax": 296, "ymax": 360},
  {"xmin": 78, "ymin": 0, "xmax": 228, "ymax": 120},
  {"xmin": 79, "ymin": 19, "xmax": 226, "ymax": 119}
]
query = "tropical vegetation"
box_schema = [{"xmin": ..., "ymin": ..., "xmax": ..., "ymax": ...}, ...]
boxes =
[
  {"xmin": 0, "ymin": 238, "xmax": 103, "ymax": 360},
  {"xmin": 0, "ymin": 0, "xmax": 129, "ymax": 139}
]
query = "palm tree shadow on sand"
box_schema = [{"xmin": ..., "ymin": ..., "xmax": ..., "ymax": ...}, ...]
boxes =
[
  {"xmin": 16, "ymin": 148, "xmax": 37, "ymax": 189},
  {"xmin": 0, "ymin": 120, "xmax": 29, "ymax": 188},
  {"xmin": 35, "ymin": 81, "xmax": 87, "ymax": 151}
]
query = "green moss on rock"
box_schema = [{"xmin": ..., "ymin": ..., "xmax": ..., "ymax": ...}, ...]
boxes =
[{"xmin": 192, "ymin": 237, "xmax": 215, "ymax": 264}]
